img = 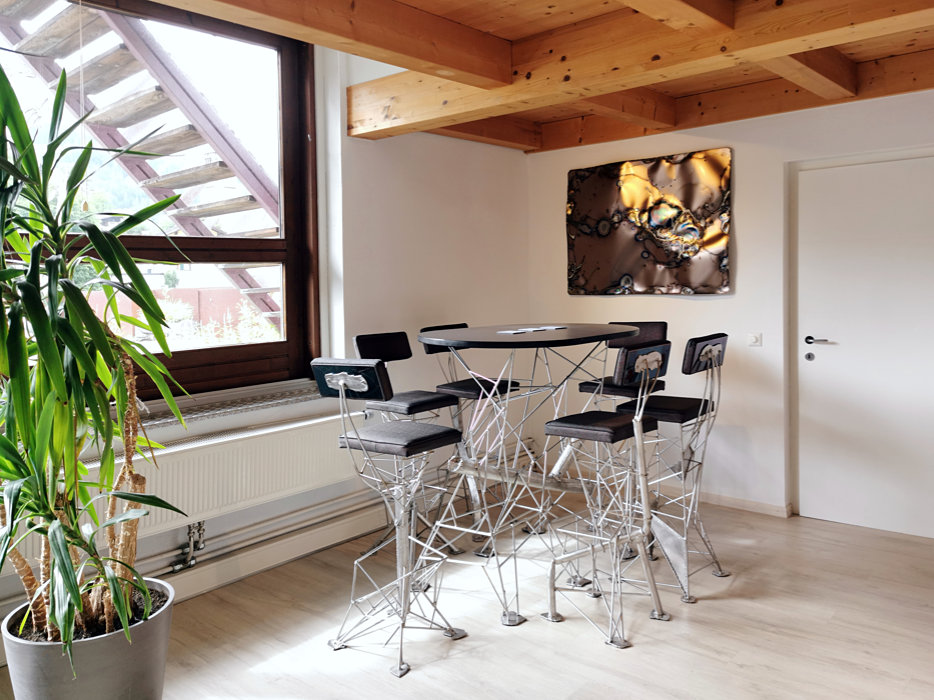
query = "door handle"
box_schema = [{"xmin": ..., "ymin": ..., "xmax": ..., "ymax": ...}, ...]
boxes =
[{"xmin": 804, "ymin": 335, "xmax": 832, "ymax": 345}]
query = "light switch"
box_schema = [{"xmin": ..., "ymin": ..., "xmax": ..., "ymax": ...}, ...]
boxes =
[{"xmin": 747, "ymin": 333, "xmax": 763, "ymax": 347}]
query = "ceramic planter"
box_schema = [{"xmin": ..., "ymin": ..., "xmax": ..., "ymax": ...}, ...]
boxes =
[{"xmin": 1, "ymin": 578, "xmax": 175, "ymax": 700}]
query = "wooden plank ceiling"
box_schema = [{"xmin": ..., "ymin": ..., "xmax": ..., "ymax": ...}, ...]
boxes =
[{"xmin": 158, "ymin": 0, "xmax": 934, "ymax": 152}]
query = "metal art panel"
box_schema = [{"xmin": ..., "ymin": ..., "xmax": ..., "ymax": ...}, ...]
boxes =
[{"xmin": 566, "ymin": 148, "xmax": 732, "ymax": 295}]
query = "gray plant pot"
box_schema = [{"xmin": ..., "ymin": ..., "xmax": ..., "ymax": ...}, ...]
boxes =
[{"xmin": 1, "ymin": 578, "xmax": 175, "ymax": 700}]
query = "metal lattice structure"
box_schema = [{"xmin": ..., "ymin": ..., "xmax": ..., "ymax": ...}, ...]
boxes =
[
  {"xmin": 539, "ymin": 341, "xmax": 672, "ymax": 647},
  {"xmin": 646, "ymin": 334, "xmax": 731, "ymax": 603},
  {"xmin": 311, "ymin": 358, "xmax": 467, "ymax": 678}
]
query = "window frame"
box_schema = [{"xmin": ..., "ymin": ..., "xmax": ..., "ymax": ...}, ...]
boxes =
[{"xmin": 82, "ymin": 0, "xmax": 318, "ymax": 398}]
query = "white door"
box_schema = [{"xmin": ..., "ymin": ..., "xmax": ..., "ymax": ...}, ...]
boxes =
[{"xmin": 797, "ymin": 156, "xmax": 934, "ymax": 538}]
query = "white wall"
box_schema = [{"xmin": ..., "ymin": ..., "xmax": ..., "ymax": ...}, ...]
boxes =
[
  {"xmin": 526, "ymin": 90, "xmax": 934, "ymax": 514},
  {"xmin": 330, "ymin": 49, "xmax": 934, "ymax": 516},
  {"xmin": 321, "ymin": 48, "xmax": 530, "ymax": 391}
]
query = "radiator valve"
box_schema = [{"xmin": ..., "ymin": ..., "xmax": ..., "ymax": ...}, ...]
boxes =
[{"xmin": 172, "ymin": 520, "xmax": 206, "ymax": 573}]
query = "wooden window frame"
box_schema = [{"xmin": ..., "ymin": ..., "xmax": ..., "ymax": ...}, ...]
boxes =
[{"xmin": 84, "ymin": 0, "xmax": 319, "ymax": 398}]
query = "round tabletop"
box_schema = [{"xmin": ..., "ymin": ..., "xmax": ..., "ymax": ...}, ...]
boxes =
[{"xmin": 417, "ymin": 323, "xmax": 639, "ymax": 349}]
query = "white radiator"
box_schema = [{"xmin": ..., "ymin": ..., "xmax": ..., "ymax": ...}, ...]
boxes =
[
  {"xmin": 4, "ymin": 414, "xmax": 532, "ymax": 566},
  {"xmin": 4, "ymin": 414, "xmax": 357, "ymax": 566},
  {"xmin": 136, "ymin": 414, "xmax": 357, "ymax": 536}
]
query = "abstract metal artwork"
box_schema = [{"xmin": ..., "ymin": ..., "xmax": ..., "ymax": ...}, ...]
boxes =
[{"xmin": 566, "ymin": 148, "xmax": 732, "ymax": 295}]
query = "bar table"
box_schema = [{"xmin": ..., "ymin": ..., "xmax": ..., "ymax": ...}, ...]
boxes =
[{"xmin": 416, "ymin": 323, "xmax": 639, "ymax": 625}]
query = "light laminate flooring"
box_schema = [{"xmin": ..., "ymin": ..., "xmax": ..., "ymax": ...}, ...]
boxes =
[{"xmin": 1, "ymin": 504, "xmax": 931, "ymax": 699}]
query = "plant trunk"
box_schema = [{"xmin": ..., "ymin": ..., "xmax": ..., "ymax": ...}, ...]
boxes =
[
  {"xmin": 88, "ymin": 585, "xmax": 103, "ymax": 622},
  {"xmin": 53, "ymin": 505, "xmax": 87, "ymax": 633},
  {"xmin": 0, "ymin": 505, "xmax": 46, "ymax": 632},
  {"xmin": 6, "ymin": 550, "xmax": 46, "ymax": 633},
  {"xmin": 115, "ymin": 472, "xmax": 146, "ymax": 581},
  {"xmin": 104, "ymin": 470, "xmax": 128, "ymax": 556},
  {"xmin": 88, "ymin": 581, "xmax": 114, "ymax": 634},
  {"xmin": 38, "ymin": 537, "xmax": 58, "ymax": 642},
  {"xmin": 106, "ymin": 352, "xmax": 140, "ymax": 557},
  {"xmin": 103, "ymin": 589, "xmax": 115, "ymax": 635},
  {"xmin": 76, "ymin": 570, "xmax": 92, "ymax": 633},
  {"xmin": 100, "ymin": 351, "xmax": 146, "ymax": 635}
]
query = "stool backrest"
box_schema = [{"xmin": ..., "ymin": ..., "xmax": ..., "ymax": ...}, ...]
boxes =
[
  {"xmin": 311, "ymin": 358, "xmax": 393, "ymax": 402},
  {"xmin": 682, "ymin": 333, "xmax": 728, "ymax": 375},
  {"xmin": 613, "ymin": 340, "xmax": 671, "ymax": 386},
  {"xmin": 607, "ymin": 321, "xmax": 667, "ymax": 349},
  {"xmin": 353, "ymin": 331, "xmax": 412, "ymax": 362},
  {"xmin": 420, "ymin": 322, "xmax": 468, "ymax": 355}
]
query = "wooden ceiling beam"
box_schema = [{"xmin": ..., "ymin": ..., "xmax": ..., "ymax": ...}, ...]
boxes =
[
  {"xmin": 348, "ymin": 0, "xmax": 934, "ymax": 138},
  {"xmin": 757, "ymin": 47, "xmax": 858, "ymax": 99},
  {"xmin": 538, "ymin": 116, "xmax": 649, "ymax": 150},
  {"xmin": 679, "ymin": 48, "xmax": 934, "ymax": 127},
  {"xmin": 621, "ymin": 0, "xmax": 734, "ymax": 31},
  {"xmin": 576, "ymin": 87, "xmax": 676, "ymax": 128},
  {"xmin": 534, "ymin": 48, "xmax": 934, "ymax": 151},
  {"xmin": 147, "ymin": 0, "xmax": 512, "ymax": 88},
  {"xmin": 430, "ymin": 116, "xmax": 542, "ymax": 150}
]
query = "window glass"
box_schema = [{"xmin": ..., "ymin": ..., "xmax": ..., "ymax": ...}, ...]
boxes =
[
  {"xmin": 84, "ymin": 263, "xmax": 285, "ymax": 351},
  {"xmin": 1, "ymin": 0, "xmax": 300, "ymax": 373}
]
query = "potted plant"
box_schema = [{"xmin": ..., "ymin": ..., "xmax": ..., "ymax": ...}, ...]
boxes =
[{"xmin": 0, "ymin": 63, "xmax": 185, "ymax": 697}]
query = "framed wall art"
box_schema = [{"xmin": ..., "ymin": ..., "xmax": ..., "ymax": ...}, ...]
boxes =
[{"xmin": 566, "ymin": 147, "xmax": 732, "ymax": 295}]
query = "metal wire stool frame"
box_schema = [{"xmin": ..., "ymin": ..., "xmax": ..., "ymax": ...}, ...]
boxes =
[
  {"xmin": 647, "ymin": 337, "xmax": 731, "ymax": 603},
  {"xmin": 312, "ymin": 360, "xmax": 466, "ymax": 677},
  {"xmin": 539, "ymin": 343, "xmax": 672, "ymax": 648}
]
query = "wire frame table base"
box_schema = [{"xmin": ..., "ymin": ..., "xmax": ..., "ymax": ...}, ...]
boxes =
[{"xmin": 423, "ymin": 342, "xmax": 613, "ymax": 625}]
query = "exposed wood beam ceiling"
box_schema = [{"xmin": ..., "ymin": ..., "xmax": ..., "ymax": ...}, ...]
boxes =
[
  {"xmin": 157, "ymin": 0, "xmax": 934, "ymax": 152},
  {"xmin": 147, "ymin": 0, "xmax": 512, "ymax": 87},
  {"xmin": 620, "ymin": 0, "xmax": 734, "ymax": 31},
  {"xmin": 757, "ymin": 47, "xmax": 857, "ymax": 99}
]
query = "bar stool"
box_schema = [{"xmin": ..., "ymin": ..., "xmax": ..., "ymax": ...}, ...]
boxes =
[
  {"xmin": 352, "ymin": 331, "xmax": 464, "ymax": 555},
  {"xmin": 578, "ymin": 321, "xmax": 669, "ymax": 407},
  {"xmin": 616, "ymin": 333, "xmax": 730, "ymax": 603},
  {"xmin": 311, "ymin": 357, "xmax": 467, "ymax": 678},
  {"xmin": 421, "ymin": 323, "xmax": 521, "ymax": 401},
  {"xmin": 353, "ymin": 331, "xmax": 459, "ymax": 420},
  {"xmin": 540, "ymin": 340, "xmax": 672, "ymax": 648}
]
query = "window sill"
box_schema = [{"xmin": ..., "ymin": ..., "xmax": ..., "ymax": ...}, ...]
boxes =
[{"xmin": 141, "ymin": 378, "xmax": 330, "ymax": 446}]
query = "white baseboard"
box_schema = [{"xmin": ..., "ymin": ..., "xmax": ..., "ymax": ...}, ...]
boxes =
[
  {"xmin": 166, "ymin": 490, "xmax": 789, "ymax": 606},
  {"xmin": 699, "ymin": 491, "xmax": 791, "ymax": 518},
  {"xmin": 168, "ymin": 503, "xmax": 386, "ymax": 603},
  {"xmin": 161, "ymin": 487, "xmax": 789, "ymax": 605},
  {"xmin": 655, "ymin": 483, "xmax": 790, "ymax": 518}
]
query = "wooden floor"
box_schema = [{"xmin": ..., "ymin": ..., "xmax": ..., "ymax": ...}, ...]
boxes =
[{"xmin": 1, "ymin": 504, "xmax": 932, "ymax": 699}]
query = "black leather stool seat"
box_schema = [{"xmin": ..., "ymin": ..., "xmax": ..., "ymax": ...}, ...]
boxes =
[
  {"xmin": 436, "ymin": 377, "xmax": 521, "ymax": 400},
  {"xmin": 545, "ymin": 411, "xmax": 658, "ymax": 444},
  {"xmin": 365, "ymin": 389, "xmax": 458, "ymax": 415},
  {"xmin": 339, "ymin": 422, "xmax": 462, "ymax": 457},
  {"xmin": 578, "ymin": 377, "xmax": 667, "ymax": 398},
  {"xmin": 616, "ymin": 396, "xmax": 714, "ymax": 424}
]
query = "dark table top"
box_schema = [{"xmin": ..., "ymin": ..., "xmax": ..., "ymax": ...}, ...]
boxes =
[{"xmin": 417, "ymin": 323, "xmax": 639, "ymax": 349}]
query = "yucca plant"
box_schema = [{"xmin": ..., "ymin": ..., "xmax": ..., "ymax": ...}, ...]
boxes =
[{"xmin": 0, "ymin": 63, "xmax": 185, "ymax": 662}]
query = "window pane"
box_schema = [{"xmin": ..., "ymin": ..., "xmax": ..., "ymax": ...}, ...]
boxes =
[
  {"xmin": 1, "ymin": 3, "xmax": 281, "ymax": 239},
  {"xmin": 88, "ymin": 263, "xmax": 285, "ymax": 352},
  {"xmin": 2, "ymin": 0, "xmax": 308, "ymax": 393}
]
